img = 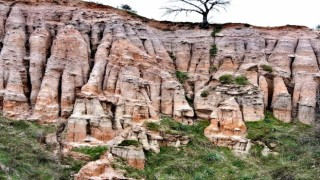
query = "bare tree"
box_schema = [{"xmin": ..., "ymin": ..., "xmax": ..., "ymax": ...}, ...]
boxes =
[{"xmin": 163, "ymin": 0, "xmax": 230, "ymax": 29}]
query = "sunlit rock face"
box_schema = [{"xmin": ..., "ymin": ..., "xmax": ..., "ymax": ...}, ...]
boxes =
[{"xmin": 0, "ymin": 0, "xmax": 320, "ymax": 170}]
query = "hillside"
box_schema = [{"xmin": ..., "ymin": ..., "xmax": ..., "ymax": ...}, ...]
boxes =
[
  {"xmin": 0, "ymin": 0, "xmax": 320, "ymax": 179},
  {"xmin": 0, "ymin": 115, "xmax": 319, "ymax": 179}
]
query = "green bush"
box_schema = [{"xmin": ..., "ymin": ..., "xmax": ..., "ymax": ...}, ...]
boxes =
[
  {"xmin": 210, "ymin": 44, "xmax": 218, "ymax": 57},
  {"xmin": 211, "ymin": 24, "xmax": 223, "ymax": 37},
  {"xmin": 209, "ymin": 65, "xmax": 218, "ymax": 73},
  {"xmin": 219, "ymin": 74, "xmax": 234, "ymax": 84},
  {"xmin": 175, "ymin": 71, "xmax": 189, "ymax": 84},
  {"xmin": 118, "ymin": 140, "xmax": 140, "ymax": 147},
  {"xmin": 201, "ymin": 90, "xmax": 209, "ymax": 97},
  {"xmin": 73, "ymin": 146, "xmax": 108, "ymax": 160},
  {"xmin": 235, "ymin": 75, "xmax": 249, "ymax": 85},
  {"xmin": 260, "ymin": 64, "xmax": 273, "ymax": 73},
  {"xmin": 145, "ymin": 122, "xmax": 160, "ymax": 131}
]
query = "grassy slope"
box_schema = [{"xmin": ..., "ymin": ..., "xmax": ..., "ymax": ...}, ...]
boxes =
[
  {"xmin": 0, "ymin": 117, "xmax": 84, "ymax": 180},
  {"xmin": 0, "ymin": 113, "xmax": 319, "ymax": 179},
  {"xmin": 120, "ymin": 115, "xmax": 320, "ymax": 180}
]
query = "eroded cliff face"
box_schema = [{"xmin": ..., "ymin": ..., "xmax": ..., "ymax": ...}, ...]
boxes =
[{"xmin": 1, "ymin": 0, "xmax": 320, "ymax": 177}]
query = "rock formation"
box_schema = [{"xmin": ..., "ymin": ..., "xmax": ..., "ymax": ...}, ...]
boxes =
[
  {"xmin": 0, "ymin": 0, "xmax": 320, "ymax": 177},
  {"xmin": 204, "ymin": 97, "xmax": 250, "ymax": 152}
]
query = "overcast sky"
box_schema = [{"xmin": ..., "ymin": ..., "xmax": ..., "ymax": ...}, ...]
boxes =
[{"xmin": 86, "ymin": 0, "xmax": 320, "ymax": 28}]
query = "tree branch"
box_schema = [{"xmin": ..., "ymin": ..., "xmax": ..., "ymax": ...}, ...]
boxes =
[
  {"xmin": 208, "ymin": 0, "xmax": 230, "ymax": 11},
  {"xmin": 163, "ymin": 7, "xmax": 203, "ymax": 17},
  {"xmin": 168, "ymin": 0, "xmax": 205, "ymax": 13}
]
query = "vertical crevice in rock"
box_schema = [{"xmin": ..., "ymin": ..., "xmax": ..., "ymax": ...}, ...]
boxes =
[
  {"xmin": 316, "ymin": 85, "xmax": 320, "ymax": 120},
  {"xmin": 266, "ymin": 76, "xmax": 274, "ymax": 110},
  {"xmin": 289, "ymin": 56, "xmax": 295, "ymax": 79},
  {"xmin": 310, "ymin": 39, "xmax": 320, "ymax": 69},
  {"xmin": 294, "ymin": 39, "xmax": 299, "ymax": 54},
  {"xmin": 90, "ymin": 22, "xmax": 105, "ymax": 60},
  {"xmin": 86, "ymin": 119, "xmax": 91, "ymax": 136},
  {"xmin": 111, "ymin": 103, "xmax": 117, "ymax": 130},
  {"xmin": 24, "ymin": 56, "xmax": 31, "ymax": 106},
  {"xmin": 244, "ymin": 41, "xmax": 247, "ymax": 51},
  {"xmin": 58, "ymin": 74, "xmax": 62, "ymax": 117},
  {"xmin": 187, "ymin": 43, "xmax": 193, "ymax": 72},
  {"xmin": 272, "ymin": 39, "xmax": 278, "ymax": 52}
]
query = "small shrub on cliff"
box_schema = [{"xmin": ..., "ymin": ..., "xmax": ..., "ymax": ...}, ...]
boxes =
[
  {"xmin": 211, "ymin": 24, "xmax": 223, "ymax": 37},
  {"xmin": 73, "ymin": 146, "xmax": 108, "ymax": 160},
  {"xmin": 201, "ymin": 90, "xmax": 209, "ymax": 97},
  {"xmin": 120, "ymin": 4, "xmax": 137, "ymax": 14},
  {"xmin": 118, "ymin": 140, "xmax": 140, "ymax": 147},
  {"xmin": 209, "ymin": 65, "xmax": 218, "ymax": 73},
  {"xmin": 175, "ymin": 71, "xmax": 189, "ymax": 84},
  {"xmin": 210, "ymin": 44, "xmax": 218, "ymax": 57},
  {"xmin": 145, "ymin": 122, "xmax": 160, "ymax": 131},
  {"xmin": 219, "ymin": 74, "xmax": 234, "ymax": 84},
  {"xmin": 260, "ymin": 64, "xmax": 273, "ymax": 73},
  {"xmin": 235, "ymin": 75, "xmax": 249, "ymax": 85}
]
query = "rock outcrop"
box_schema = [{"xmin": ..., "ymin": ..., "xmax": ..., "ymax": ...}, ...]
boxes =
[
  {"xmin": 111, "ymin": 146, "xmax": 145, "ymax": 170},
  {"xmin": 75, "ymin": 153, "xmax": 129, "ymax": 180},
  {"xmin": 204, "ymin": 97, "xmax": 250, "ymax": 152},
  {"xmin": 0, "ymin": 0, "xmax": 318, "ymax": 125},
  {"xmin": 272, "ymin": 76, "xmax": 292, "ymax": 122},
  {"xmin": 1, "ymin": 0, "xmax": 320, "ymax": 177}
]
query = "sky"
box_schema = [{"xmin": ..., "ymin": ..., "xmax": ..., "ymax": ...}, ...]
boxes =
[{"xmin": 85, "ymin": 0, "xmax": 320, "ymax": 28}]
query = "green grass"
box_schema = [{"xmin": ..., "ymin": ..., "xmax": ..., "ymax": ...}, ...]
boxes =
[
  {"xmin": 235, "ymin": 75, "xmax": 249, "ymax": 85},
  {"xmin": 211, "ymin": 24, "xmax": 223, "ymax": 37},
  {"xmin": 118, "ymin": 140, "xmax": 141, "ymax": 147},
  {"xmin": 119, "ymin": 114, "xmax": 320, "ymax": 179},
  {"xmin": 175, "ymin": 71, "xmax": 189, "ymax": 84},
  {"xmin": 73, "ymin": 146, "xmax": 108, "ymax": 161},
  {"xmin": 145, "ymin": 122, "xmax": 161, "ymax": 131},
  {"xmin": 1, "ymin": 113, "xmax": 319, "ymax": 179},
  {"xmin": 210, "ymin": 44, "xmax": 218, "ymax": 57},
  {"xmin": 260, "ymin": 64, "xmax": 273, "ymax": 73},
  {"xmin": 219, "ymin": 74, "xmax": 234, "ymax": 84},
  {"xmin": 0, "ymin": 117, "xmax": 85, "ymax": 179}
]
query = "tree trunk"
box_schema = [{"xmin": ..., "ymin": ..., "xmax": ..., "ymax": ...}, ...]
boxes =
[{"xmin": 201, "ymin": 13, "xmax": 209, "ymax": 29}]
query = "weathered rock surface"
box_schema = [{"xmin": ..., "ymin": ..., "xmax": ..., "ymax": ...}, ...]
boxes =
[
  {"xmin": 111, "ymin": 145, "xmax": 145, "ymax": 170},
  {"xmin": 204, "ymin": 97, "xmax": 250, "ymax": 152},
  {"xmin": 75, "ymin": 153, "xmax": 129, "ymax": 180},
  {"xmin": 0, "ymin": 0, "xmax": 318, "ymax": 126},
  {"xmin": 1, "ymin": 0, "xmax": 320, "ymax": 177},
  {"xmin": 272, "ymin": 76, "xmax": 292, "ymax": 122}
]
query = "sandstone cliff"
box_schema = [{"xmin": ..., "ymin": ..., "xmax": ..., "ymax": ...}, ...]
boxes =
[{"xmin": 0, "ymin": 0, "xmax": 320, "ymax": 177}]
